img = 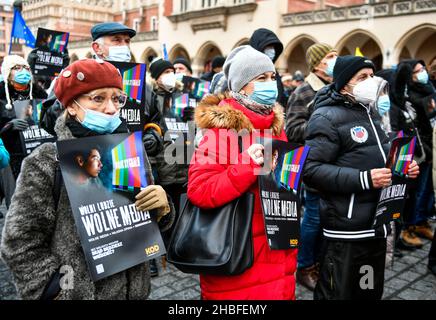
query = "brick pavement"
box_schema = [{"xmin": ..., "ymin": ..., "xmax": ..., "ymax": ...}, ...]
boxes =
[{"xmin": 1, "ymin": 202, "xmax": 435, "ymax": 300}]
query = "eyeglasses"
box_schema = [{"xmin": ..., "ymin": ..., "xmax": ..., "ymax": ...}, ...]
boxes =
[
  {"xmin": 413, "ymin": 67, "xmax": 426, "ymax": 74},
  {"xmin": 12, "ymin": 65, "xmax": 31, "ymax": 71},
  {"xmin": 81, "ymin": 93, "xmax": 128, "ymax": 109}
]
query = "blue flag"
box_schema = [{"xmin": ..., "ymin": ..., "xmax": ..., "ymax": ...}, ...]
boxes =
[{"xmin": 9, "ymin": 9, "xmax": 36, "ymax": 54}]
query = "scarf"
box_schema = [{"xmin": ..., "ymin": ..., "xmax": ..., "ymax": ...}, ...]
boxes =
[
  {"xmin": 65, "ymin": 117, "xmax": 128, "ymax": 138},
  {"xmin": 231, "ymin": 91, "xmax": 274, "ymax": 115}
]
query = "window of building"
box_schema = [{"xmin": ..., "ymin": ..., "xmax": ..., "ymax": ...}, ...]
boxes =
[
  {"xmin": 180, "ymin": 0, "xmax": 189, "ymax": 12},
  {"xmin": 150, "ymin": 16, "xmax": 158, "ymax": 31},
  {"xmin": 133, "ymin": 18, "xmax": 141, "ymax": 32}
]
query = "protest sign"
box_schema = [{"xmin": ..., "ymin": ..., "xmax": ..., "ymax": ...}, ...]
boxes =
[
  {"xmin": 373, "ymin": 135, "xmax": 416, "ymax": 227},
  {"xmin": 33, "ymin": 28, "xmax": 69, "ymax": 77},
  {"xmin": 108, "ymin": 61, "xmax": 147, "ymax": 133},
  {"xmin": 259, "ymin": 139, "xmax": 310, "ymax": 249},
  {"xmin": 57, "ymin": 132, "xmax": 166, "ymax": 281},
  {"xmin": 13, "ymin": 99, "xmax": 55, "ymax": 155}
]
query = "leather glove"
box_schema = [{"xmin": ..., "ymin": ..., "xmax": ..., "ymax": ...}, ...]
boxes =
[
  {"xmin": 8, "ymin": 119, "xmax": 29, "ymax": 131},
  {"xmin": 182, "ymin": 106, "xmax": 195, "ymax": 122},
  {"xmin": 135, "ymin": 185, "xmax": 171, "ymax": 222},
  {"xmin": 143, "ymin": 128, "xmax": 163, "ymax": 157}
]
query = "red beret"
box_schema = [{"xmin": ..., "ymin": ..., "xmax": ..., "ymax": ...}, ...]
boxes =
[{"xmin": 55, "ymin": 59, "xmax": 123, "ymax": 107}]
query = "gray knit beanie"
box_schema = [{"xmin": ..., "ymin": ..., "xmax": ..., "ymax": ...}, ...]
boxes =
[{"xmin": 223, "ymin": 45, "xmax": 275, "ymax": 93}]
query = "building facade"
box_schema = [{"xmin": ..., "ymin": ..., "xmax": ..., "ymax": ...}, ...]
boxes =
[{"xmin": 22, "ymin": 0, "xmax": 436, "ymax": 76}]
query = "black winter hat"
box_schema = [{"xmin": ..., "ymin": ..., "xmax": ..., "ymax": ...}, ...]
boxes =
[
  {"xmin": 249, "ymin": 28, "xmax": 284, "ymax": 63},
  {"xmin": 211, "ymin": 56, "xmax": 226, "ymax": 70},
  {"xmin": 333, "ymin": 55, "xmax": 375, "ymax": 91},
  {"xmin": 173, "ymin": 57, "xmax": 192, "ymax": 73},
  {"xmin": 149, "ymin": 58, "xmax": 175, "ymax": 80}
]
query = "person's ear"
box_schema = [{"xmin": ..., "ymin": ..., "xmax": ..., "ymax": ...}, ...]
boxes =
[
  {"xmin": 91, "ymin": 42, "xmax": 103, "ymax": 56},
  {"xmin": 76, "ymin": 155, "xmax": 84, "ymax": 167},
  {"xmin": 66, "ymin": 104, "xmax": 77, "ymax": 117}
]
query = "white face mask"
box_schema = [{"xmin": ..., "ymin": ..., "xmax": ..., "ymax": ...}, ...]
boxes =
[
  {"xmin": 264, "ymin": 48, "xmax": 276, "ymax": 61},
  {"xmin": 350, "ymin": 77, "xmax": 379, "ymax": 105},
  {"xmin": 161, "ymin": 72, "xmax": 176, "ymax": 92},
  {"xmin": 106, "ymin": 45, "xmax": 131, "ymax": 63}
]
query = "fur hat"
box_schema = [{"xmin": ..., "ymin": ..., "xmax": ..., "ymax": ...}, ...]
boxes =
[{"xmin": 1, "ymin": 55, "xmax": 33, "ymax": 109}]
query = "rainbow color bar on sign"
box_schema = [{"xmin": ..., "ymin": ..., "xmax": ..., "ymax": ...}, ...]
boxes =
[
  {"xmin": 51, "ymin": 33, "xmax": 68, "ymax": 53},
  {"xmin": 35, "ymin": 101, "xmax": 43, "ymax": 122},
  {"xmin": 111, "ymin": 131, "xmax": 148, "ymax": 193},
  {"xmin": 193, "ymin": 81, "xmax": 210, "ymax": 99},
  {"xmin": 394, "ymin": 137, "xmax": 416, "ymax": 176},
  {"xmin": 123, "ymin": 64, "xmax": 146, "ymax": 101},
  {"xmin": 173, "ymin": 94, "xmax": 189, "ymax": 117},
  {"xmin": 279, "ymin": 146, "xmax": 310, "ymax": 193}
]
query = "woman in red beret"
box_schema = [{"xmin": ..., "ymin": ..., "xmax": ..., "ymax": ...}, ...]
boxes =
[{"xmin": 1, "ymin": 59, "xmax": 175, "ymax": 300}]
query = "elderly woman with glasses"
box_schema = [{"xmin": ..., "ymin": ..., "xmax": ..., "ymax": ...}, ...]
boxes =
[{"xmin": 0, "ymin": 59, "xmax": 174, "ymax": 300}]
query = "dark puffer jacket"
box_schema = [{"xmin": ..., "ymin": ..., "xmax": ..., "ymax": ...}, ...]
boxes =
[
  {"xmin": 304, "ymin": 84, "xmax": 391, "ymax": 241},
  {"xmin": 390, "ymin": 59, "xmax": 435, "ymax": 163},
  {"xmin": 249, "ymin": 28, "xmax": 286, "ymax": 108}
]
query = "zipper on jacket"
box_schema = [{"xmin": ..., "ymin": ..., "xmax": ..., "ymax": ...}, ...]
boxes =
[
  {"xmin": 363, "ymin": 104, "xmax": 387, "ymax": 163},
  {"xmin": 347, "ymin": 193, "xmax": 355, "ymax": 219}
]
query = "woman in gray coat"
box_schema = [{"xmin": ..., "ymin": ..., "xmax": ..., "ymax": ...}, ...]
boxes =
[{"xmin": 0, "ymin": 59, "xmax": 174, "ymax": 300}]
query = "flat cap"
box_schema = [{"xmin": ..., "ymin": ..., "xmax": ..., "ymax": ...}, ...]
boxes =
[{"xmin": 91, "ymin": 22, "xmax": 136, "ymax": 41}]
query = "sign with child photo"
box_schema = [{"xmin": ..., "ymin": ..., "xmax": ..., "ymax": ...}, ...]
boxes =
[{"xmin": 57, "ymin": 132, "xmax": 165, "ymax": 281}]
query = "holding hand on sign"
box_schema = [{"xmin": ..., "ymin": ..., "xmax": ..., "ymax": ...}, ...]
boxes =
[
  {"xmin": 247, "ymin": 144, "xmax": 264, "ymax": 166},
  {"xmin": 371, "ymin": 168, "xmax": 392, "ymax": 188},
  {"xmin": 135, "ymin": 185, "xmax": 171, "ymax": 222},
  {"xmin": 407, "ymin": 160, "xmax": 420, "ymax": 179}
]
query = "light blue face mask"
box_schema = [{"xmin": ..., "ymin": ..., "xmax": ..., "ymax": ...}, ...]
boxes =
[
  {"xmin": 14, "ymin": 69, "xmax": 32, "ymax": 85},
  {"xmin": 377, "ymin": 95, "xmax": 391, "ymax": 116},
  {"xmin": 106, "ymin": 45, "xmax": 132, "ymax": 63},
  {"xmin": 325, "ymin": 58, "xmax": 337, "ymax": 78},
  {"xmin": 249, "ymin": 81, "xmax": 278, "ymax": 105},
  {"xmin": 75, "ymin": 100, "xmax": 122, "ymax": 134},
  {"xmin": 416, "ymin": 70, "xmax": 429, "ymax": 85}
]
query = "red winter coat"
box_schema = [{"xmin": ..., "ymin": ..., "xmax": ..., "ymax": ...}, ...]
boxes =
[{"xmin": 188, "ymin": 94, "xmax": 297, "ymax": 300}]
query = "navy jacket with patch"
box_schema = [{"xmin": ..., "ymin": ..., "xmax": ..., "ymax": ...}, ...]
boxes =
[{"xmin": 303, "ymin": 84, "xmax": 391, "ymax": 241}]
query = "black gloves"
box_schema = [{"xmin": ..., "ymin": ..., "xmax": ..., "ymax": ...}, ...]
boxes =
[
  {"xmin": 143, "ymin": 127, "xmax": 164, "ymax": 157},
  {"xmin": 182, "ymin": 107, "xmax": 195, "ymax": 123},
  {"xmin": 7, "ymin": 119, "xmax": 29, "ymax": 131}
]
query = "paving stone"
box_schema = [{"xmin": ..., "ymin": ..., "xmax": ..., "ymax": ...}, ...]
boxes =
[
  {"xmin": 397, "ymin": 288, "xmax": 427, "ymax": 300},
  {"xmin": 384, "ymin": 277, "xmax": 409, "ymax": 290},
  {"xmin": 397, "ymin": 270, "xmax": 423, "ymax": 282},
  {"xmin": 149, "ymin": 285, "xmax": 175, "ymax": 300},
  {"xmin": 391, "ymin": 262, "xmax": 409, "ymax": 272},
  {"xmin": 0, "ymin": 202, "xmax": 435, "ymax": 300},
  {"xmin": 382, "ymin": 286, "xmax": 397, "ymax": 299},
  {"xmin": 384, "ymin": 269, "xmax": 396, "ymax": 280},
  {"xmin": 410, "ymin": 278, "xmax": 436, "ymax": 292},
  {"xmin": 168, "ymin": 288, "xmax": 201, "ymax": 300}
]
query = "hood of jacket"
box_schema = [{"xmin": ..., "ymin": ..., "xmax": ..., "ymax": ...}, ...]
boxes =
[
  {"xmin": 249, "ymin": 28, "xmax": 283, "ymax": 63},
  {"xmin": 393, "ymin": 59, "xmax": 434, "ymax": 106},
  {"xmin": 312, "ymin": 83, "xmax": 354, "ymax": 111},
  {"xmin": 195, "ymin": 93, "xmax": 284, "ymax": 136}
]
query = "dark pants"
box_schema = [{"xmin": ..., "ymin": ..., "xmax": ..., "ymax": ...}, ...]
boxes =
[
  {"xmin": 314, "ymin": 238, "xmax": 387, "ymax": 300},
  {"xmin": 297, "ymin": 190, "xmax": 322, "ymax": 268},
  {"xmin": 429, "ymin": 234, "xmax": 436, "ymax": 268},
  {"xmin": 412, "ymin": 162, "xmax": 434, "ymax": 225}
]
